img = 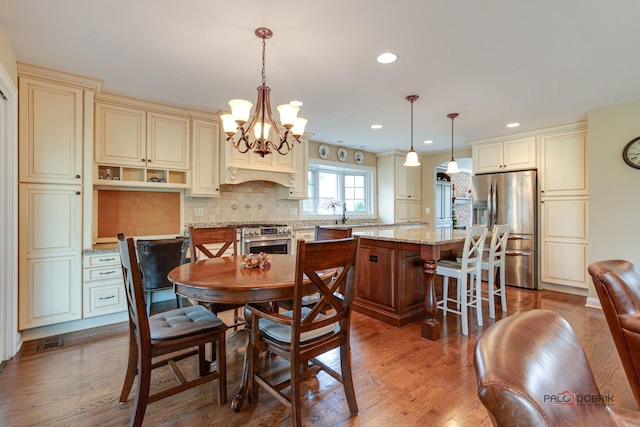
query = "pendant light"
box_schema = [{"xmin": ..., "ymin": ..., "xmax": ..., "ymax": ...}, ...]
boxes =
[
  {"xmin": 403, "ymin": 95, "xmax": 420, "ymax": 166},
  {"xmin": 446, "ymin": 113, "xmax": 460, "ymax": 174}
]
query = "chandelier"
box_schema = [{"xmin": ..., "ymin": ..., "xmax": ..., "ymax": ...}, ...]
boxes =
[{"xmin": 220, "ymin": 27, "xmax": 307, "ymax": 157}]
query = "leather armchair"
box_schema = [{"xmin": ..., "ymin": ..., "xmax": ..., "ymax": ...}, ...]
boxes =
[
  {"xmin": 474, "ymin": 309, "xmax": 640, "ymax": 426},
  {"xmin": 588, "ymin": 259, "xmax": 640, "ymax": 407}
]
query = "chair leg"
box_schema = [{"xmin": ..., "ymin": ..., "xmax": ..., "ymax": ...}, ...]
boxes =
[
  {"xmin": 499, "ymin": 266, "xmax": 507, "ymax": 312},
  {"xmin": 339, "ymin": 341, "xmax": 358, "ymax": 416},
  {"xmin": 488, "ymin": 266, "xmax": 496, "ymax": 318},
  {"xmin": 145, "ymin": 291, "xmax": 152, "ymax": 317},
  {"xmin": 474, "ymin": 273, "xmax": 483, "ymax": 327},
  {"xmin": 130, "ymin": 356, "xmax": 152, "ymax": 427},
  {"xmin": 441, "ymin": 277, "xmax": 449, "ymax": 316},
  {"xmin": 119, "ymin": 326, "xmax": 138, "ymax": 403},
  {"xmin": 459, "ymin": 276, "xmax": 469, "ymax": 336},
  {"xmin": 291, "ymin": 355, "xmax": 302, "ymax": 427},
  {"xmin": 215, "ymin": 333, "xmax": 227, "ymax": 405}
]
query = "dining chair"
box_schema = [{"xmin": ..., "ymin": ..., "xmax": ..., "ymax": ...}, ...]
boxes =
[
  {"xmin": 588, "ymin": 259, "xmax": 640, "ymax": 407},
  {"xmin": 314, "ymin": 225, "xmax": 353, "ymax": 241},
  {"xmin": 436, "ymin": 225, "xmax": 487, "ymax": 336},
  {"xmin": 135, "ymin": 237, "xmax": 189, "ymax": 316},
  {"xmin": 474, "ymin": 309, "xmax": 640, "ymax": 426},
  {"xmin": 245, "ymin": 237, "xmax": 360, "ymax": 427},
  {"xmin": 468, "ymin": 224, "xmax": 510, "ymax": 318},
  {"xmin": 189, "ymin": 225, "xmax": 244, "ymax": 329},
  {"xmin": 117, "ymin": 234, "xmax": 227, "ymax": 427}
]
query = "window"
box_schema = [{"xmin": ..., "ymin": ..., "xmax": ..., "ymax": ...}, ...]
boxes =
[{"xmin": 301, "ymin": 159, "xmax": 376, "ymax": 218}]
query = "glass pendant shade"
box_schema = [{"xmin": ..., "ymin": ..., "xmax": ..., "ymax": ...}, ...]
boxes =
[
  {"xmin": 446, "ymin": 159, "xmax": 460, "ymax": 174},
  {"xmin": 276, "ymin": 104, "xmax": 299, "ymax": 128},
  {"xmin": 253, "ymin": 121, "xmax": 271, "ymax": 139},
  {"xmin": 220, "ymin": 114, "xmax": 238, "ymax": 134},
  {"xmin": 228, "ymin": 99, "xmax": 253, "ymax": 124},
  {"xmin": 291, "ymin": 117, "xmax": 308, "ymax": 136},
  {"xmin": 404, "ymin": 150, "xmax": 420, "ymax": 166}
]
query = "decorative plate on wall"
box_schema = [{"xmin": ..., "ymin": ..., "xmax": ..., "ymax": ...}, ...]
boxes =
[
  {"xmin": 337, "ymin": 147, "xmax": 348, "ymax": 162},
  {"xmin": 318, "ymin": 144, "xmax": 330, "ymax": 159},
  {"xmin": 354, "ymin": 151, "xmax": 364, "ymax": 164}
]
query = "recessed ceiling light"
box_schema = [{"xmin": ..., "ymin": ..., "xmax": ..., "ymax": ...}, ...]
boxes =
[
  {"xmin": 290, "ymin": 100, "xmax": 303, "ymax": 107},
  {"xmin": 506, "ymin": 122, "xmax": 520, "ymax": 128},
  {"xmin": 377, "ymin": 52, "xmax": 398, "ymax": 64},
  {"xmin": 371, "ymin": 124, "xmax": 382, "ymax": 129},
  {"xmin": 423, "ymin": 140, "xmax": 433, "ymax": 144}
]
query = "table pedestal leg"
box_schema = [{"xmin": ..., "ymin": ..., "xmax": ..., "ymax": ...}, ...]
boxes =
[
  {"xmin": 421, "ymin": 259, "xmax": 441, "ymax": 340},
  {"xmin": 231, "ymin": 338, "xmax": 250, "ymax": 412}
]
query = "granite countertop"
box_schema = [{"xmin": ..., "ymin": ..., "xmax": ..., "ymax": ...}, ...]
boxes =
[{"xmin": 359, "ymin": 227, "xmax": 469, "ymax": 245}]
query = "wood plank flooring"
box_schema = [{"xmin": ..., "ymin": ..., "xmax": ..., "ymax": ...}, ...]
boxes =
[{"xmin": 0, "ymin": 287, "xmax": 637, "ymax": 426}]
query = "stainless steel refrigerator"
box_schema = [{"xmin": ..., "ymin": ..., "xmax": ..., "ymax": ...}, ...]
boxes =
[{"xmin": 471, "ymin": 170, "xmax": 537, "ymax": 289}]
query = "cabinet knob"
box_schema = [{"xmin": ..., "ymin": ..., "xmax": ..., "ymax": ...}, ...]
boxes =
[
  {"xmin": 141, "ymin": 159, "xmax": 146, "ymax": 162},
  {"xmin": 75, "ymin": 174, "xmax": 81, "ymax": 179},
  {"xmin": 75, "ymin": 191, "xmax": 81, "ymax": 195},
  {"xmin": 147, "ymin": 159, "xmax": 152, "ymax": 163}
]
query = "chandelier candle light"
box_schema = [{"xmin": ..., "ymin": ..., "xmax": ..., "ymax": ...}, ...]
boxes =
[
  {"xmin": 403, "ymin": 95, "xmax": 420, "ymax": 166},
  {"xmin": 446, "ymin": 113, "xmax": 460, "ymax": 174},
  {"xmin": 221, "ymin": 27, "xmax": 307, "ymax": 157}
]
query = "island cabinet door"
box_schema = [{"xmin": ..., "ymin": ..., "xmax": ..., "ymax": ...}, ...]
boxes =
[
  {"xmin": 398, "ymin": 250, "xmax": 427, "ymax": 312},
  {"xmin": 354, "ymin": 244, "xmax": 395, "ymax": 313}
]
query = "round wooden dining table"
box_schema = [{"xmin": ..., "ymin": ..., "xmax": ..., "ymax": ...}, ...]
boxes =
[{"xmin": 167, "ymin": 254, "xmax": 318, "ymax": 412}]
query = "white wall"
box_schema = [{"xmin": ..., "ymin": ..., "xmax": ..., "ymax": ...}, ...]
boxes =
[{"xmin": 587, "ymin": 100, "xmax": 640, "ymax": 299}]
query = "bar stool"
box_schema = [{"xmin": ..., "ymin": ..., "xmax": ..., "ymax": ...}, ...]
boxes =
[
  {"xmin": 469, "ymin": 224, "xmax": 510, "ymax": 318},
  {"xmin": 436, "ymin": 226, "xmax": 487, "ymax": 336}
]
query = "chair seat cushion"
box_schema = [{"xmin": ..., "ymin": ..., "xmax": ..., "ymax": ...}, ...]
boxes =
[
  {"xmin": 259, "ymin": 307, "xmax": 338, "ymax": 343},
  {"xmin": 149, "ymin": 305, "xmax": 225, "ymax": 340},
  {"xmin": 301, "ymin": 292, "xmax": 321, "ymax": 305}
]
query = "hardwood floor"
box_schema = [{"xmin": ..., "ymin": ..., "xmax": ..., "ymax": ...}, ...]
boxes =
[{"xmin": 0, "ymin": 288, "xmax": 637, "ymax": 426}]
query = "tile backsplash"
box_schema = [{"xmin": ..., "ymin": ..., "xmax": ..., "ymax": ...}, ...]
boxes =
[{"xmin": 185, "ymin": 181, "xmax": 299, "ymax": 225}]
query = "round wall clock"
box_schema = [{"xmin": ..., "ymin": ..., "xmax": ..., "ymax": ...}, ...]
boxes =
[
  {"xmin": 337, "ymin": 147, "xmax": 348, "ymax": 162},
  {"xmin": 318, "ymin": 144, "xmax": 330, "ymax": 159},
  {"xmin": 354, "ymin": 151, "xmax": 365, "ymax": 164},
  {"xmin": 623, "ymin": 136, "xmax": 640, "ymax": 169}
]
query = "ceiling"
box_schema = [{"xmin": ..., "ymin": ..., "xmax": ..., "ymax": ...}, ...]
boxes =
[{"xmin": 2, "ymin": 0, "xmax": 640, "ymax": 155}]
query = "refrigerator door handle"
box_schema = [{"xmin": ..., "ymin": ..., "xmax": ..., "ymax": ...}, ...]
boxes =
[
  {"xmin": 506, "ymin": 250, "xmax": 532, "ymax": 256},
  {"xmin": 509, "ymin": 236, "xmax": 532, "ymax": 241}
]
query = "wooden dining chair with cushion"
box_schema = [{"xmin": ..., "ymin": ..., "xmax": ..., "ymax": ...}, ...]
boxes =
[
  {"xmin": 588, "ymin": 259, "xmax": 640, "ymax": 407},
  {"xmin": 314, "ymin": 225, "xmax": 353, "ymax": 241},
  {"xmin": 245, "ymin": 237, "xmax": 360, "ymax": 427},
  {"xmin": 136, "ymin": 237, "xmax": 189, "ymax": 316},
  {"xmin": 189, "ymin": 225, "xmax": 244, "ymax": 329},
  {"xmin": 474, "ymin": 309, "xmax": 640, "ymax": 426},
  {"xmin": 436, "ymin": 225, "xmax": 487, "ymax": 336},
  {"xmin": 117, "ymin": 234, "xmax": 227, "ymax": 427},
  {"xmin": 468, "ymin": 224, "xmax": 510, "ymax": 318}
]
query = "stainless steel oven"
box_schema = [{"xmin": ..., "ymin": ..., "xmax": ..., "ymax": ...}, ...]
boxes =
[{"xmin": 240, "ymin": 224, "xmax": 293, "ymax": 255}]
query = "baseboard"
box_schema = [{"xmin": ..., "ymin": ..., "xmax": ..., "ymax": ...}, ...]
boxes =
[
  {"xmin": 539, "ymin": 282, "xmax": 588, "ymax": 297},
  {"xmin": 19, "ymin": 311, "xmax": 128, "ymax": 342},
  {"xmin": 585, "ymin": 296, "xmax": 602, "ymax": 309}
]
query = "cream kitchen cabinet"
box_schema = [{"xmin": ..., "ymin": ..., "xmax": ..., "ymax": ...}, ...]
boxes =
[
  {"xmin": 83, "ymin": 252, "xmax": 126, "ymax": 318},
  {"xmin": 187, "ymin": 117, "xmax": 221, "ymax": 197},
  {"xmin": 539, "ymin": 129, "xmax": 588, "ymax": 197},
  {"xmin": 19, "ymin": 183, "xmax": 83, "ymax": 329},
  {"xmin": 377, "ymin": 152, "xmax": 422, "ymax": 224},
  {"xmin": 471, "ymin": 136, "xmax": 536, "ymax": 174},
  {"xmin": 94, "ymin": 100, "xmax": 190, "ymax": 170},
  {"xmin": 219, "ymin": 123, "xmax": 308, "ymax": 193},
  {"xmin": 18, "ymin": 76, "xmax": 84, "ymax": 185},
  {"xmin": 540, "ymin": 196, "xmax": 589, "ymax": 289},
  {"xmin": 394, "ymin": 155, "xmax": 421, "ymax": 199}
]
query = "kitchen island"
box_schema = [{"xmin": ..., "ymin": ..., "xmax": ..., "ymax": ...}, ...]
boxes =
[{"xmin": 354, "ymin": 227, "xmax": 468, "ymax": 340}]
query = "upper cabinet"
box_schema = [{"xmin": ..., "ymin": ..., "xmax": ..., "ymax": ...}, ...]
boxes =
[
  {"xmin": 95, "ymin": 100, "xmax": 190, "ymax": 170},
  {"xmin": 18, "ymin": 77, "xmax": 84, "ymax": 185},
  {"xmin": 395, "ymin": 155, "xmax": 421, "ymax": 199},
  {"xmin": 471, "ymin": 136, "xmax": 536, "ymax": 174},
  {"xmin": 539, "ymin": 129, "xmax": 588, "ymax": 197},
  {"xmin": 187, "ymin": 116, "xmax": 221, "ymax": 197},
  {"xmin": 377, "ymin": 152, "xmax": 422, "ymax": 224},
  {"xmin": 220, "ymin": 124, "xmax": 308, "ymax": 193}
]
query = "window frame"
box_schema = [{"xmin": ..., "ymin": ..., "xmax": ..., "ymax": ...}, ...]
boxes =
[{"xmin": 300, "ymin": 158, "xmax": 377, "ymax": 220}]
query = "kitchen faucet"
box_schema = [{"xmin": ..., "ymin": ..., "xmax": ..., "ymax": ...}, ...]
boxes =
[{"xmin": 341, "ymin": 203, "xmax": 349, "ymax": 224}]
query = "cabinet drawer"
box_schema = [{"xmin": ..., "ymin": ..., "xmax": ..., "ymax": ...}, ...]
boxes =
[
  {"xmin": 84, "ymin": 265, "xmax": 121, "ymax": 281},
  {"xmin": 84, "ymin": 253, "xmax": 120, "ymax": 268},
  {"xmin": 83, "ymin": 280, "xmax": 127, "ymax": 317}
]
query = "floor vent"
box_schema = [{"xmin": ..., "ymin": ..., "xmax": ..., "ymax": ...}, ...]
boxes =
[{"xmin": 36, "ymin": 335, "xmax": 64, "ymax": 351}]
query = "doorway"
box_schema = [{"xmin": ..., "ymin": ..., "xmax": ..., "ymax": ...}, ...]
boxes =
[{"xmin": 435, "ymin": 157, "xmax": 473, "ymax": 229}]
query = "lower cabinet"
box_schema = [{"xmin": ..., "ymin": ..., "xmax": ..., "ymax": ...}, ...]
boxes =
[
  {"xmin": 19, "ymin": 183, "xmax": 83, "ymax": 329},
  {"xmin": 353, "ymin": 238, "xmax": 426, "ymax": 327},
  {"xmin": 83, "ymin": 253, "xmax": 127, "ymax": 318}
]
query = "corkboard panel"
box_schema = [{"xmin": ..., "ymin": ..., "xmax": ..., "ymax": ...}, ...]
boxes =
[{"xmin": 98, "ymin": 190, "xmax": 180, "ymax": 239}]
